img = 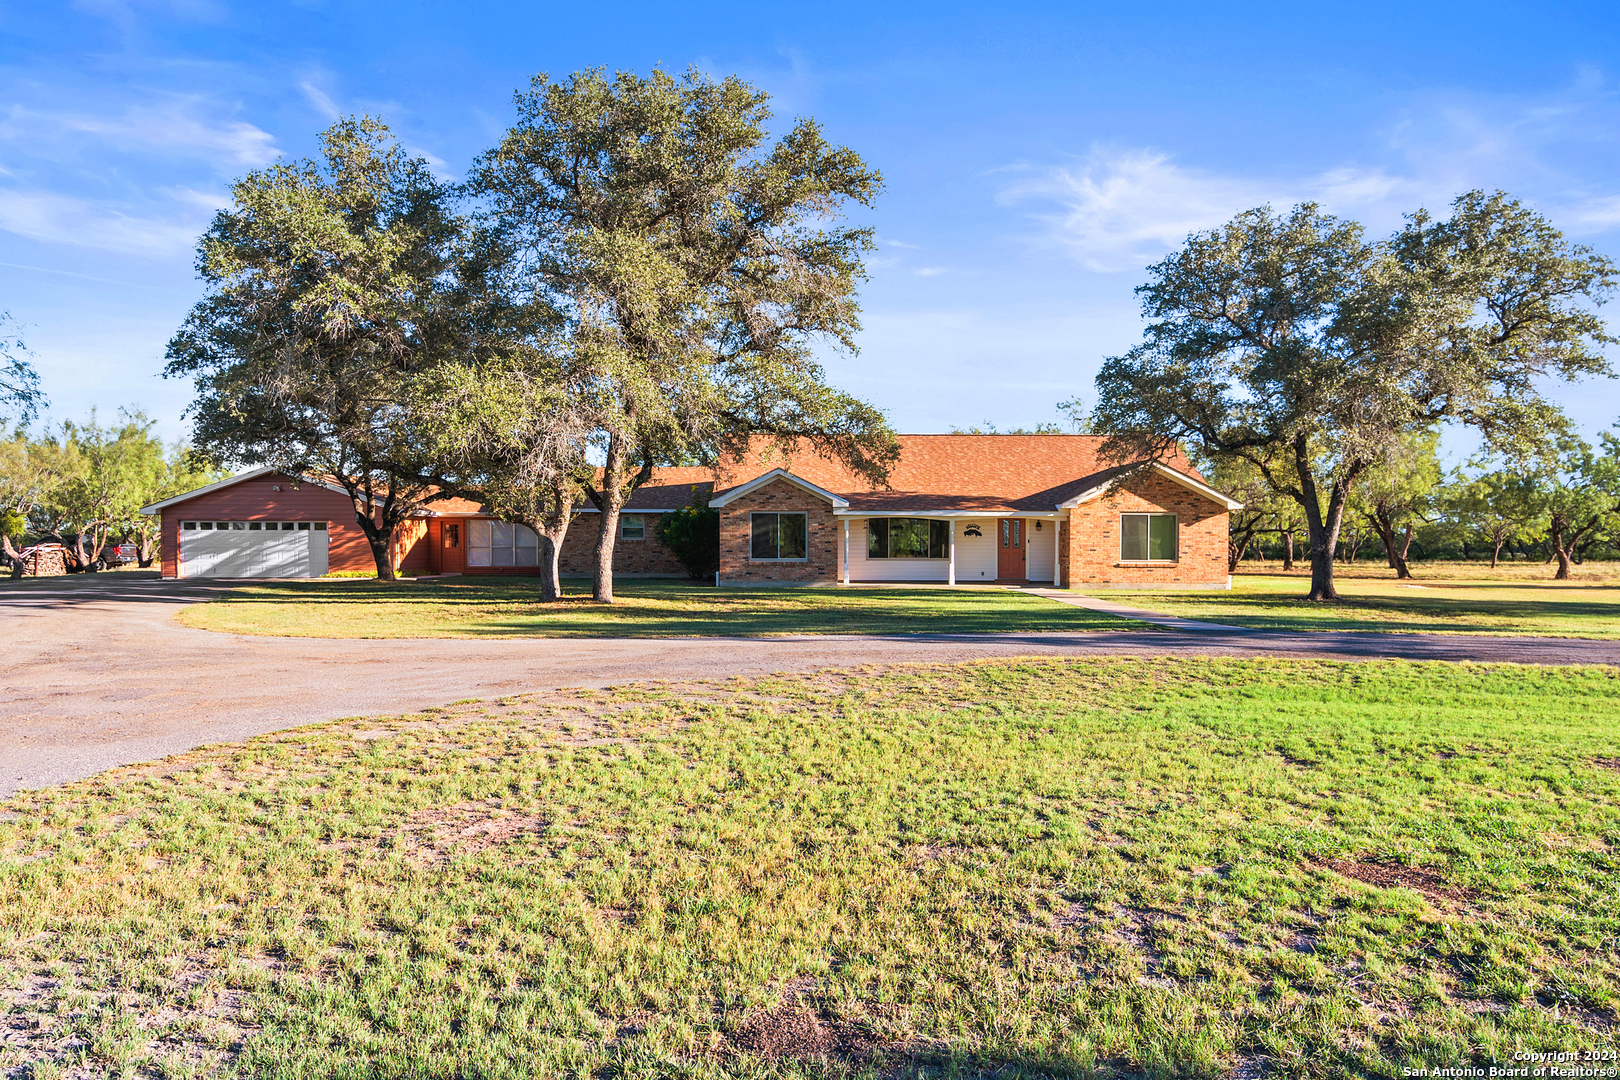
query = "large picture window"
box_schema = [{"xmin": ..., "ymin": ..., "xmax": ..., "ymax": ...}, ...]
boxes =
[
  {"xmin": 1121, "ymin": 513, "xmax": 1178, "ymax": 561},
  {"xmin": 867, "ymin": 518, "xmax": 950, "ymax": 559},
  {"xmin": 468, "ymin": 519, "xmax": 541, "ymax": 567},
  {"xmin": 751, "ymin": 512, "xmax": 808, "ymax": 560}
]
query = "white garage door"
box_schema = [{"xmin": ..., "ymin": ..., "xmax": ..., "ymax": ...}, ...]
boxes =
[{"xmin": 179, "ymin": 520, "xmax": 330, "ymax": 578}]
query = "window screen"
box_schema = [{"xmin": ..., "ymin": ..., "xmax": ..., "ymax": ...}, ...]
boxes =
[
  {"xmin": 620, "ymin": 515, "xmax": 645, "ymax": 540},
  {"xmin": 1121, "ymin": 514, "xmax": 1178, "ymax": 561},
  {"xmin": 751, "ymin": 513, "xmax": 808, "ymax": 560}
]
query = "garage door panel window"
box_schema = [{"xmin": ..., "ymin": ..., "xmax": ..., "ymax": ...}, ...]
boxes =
[
  {"xmin": 1121, "ymin": 513, "xmax": 1178, "ymax": 561},
  {"xmin": 469, "ymin": 519, "xmax": 541, "ymax": 567},
  {"xmin": 751, "ymin": 512, "xmax": 808, "ymax": 560}
]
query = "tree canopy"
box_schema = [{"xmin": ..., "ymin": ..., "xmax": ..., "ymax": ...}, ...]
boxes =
[
  {"xmin": 469, "ymin": 67, "xmax": 896, "ymax": 601},
  {"xmin": 165, "ymin": 117, "xmax": 474, "ymax": 580},
  {"xmin": 1093, "ymin": 192, "xmax": 1615, "ymax": 600}
]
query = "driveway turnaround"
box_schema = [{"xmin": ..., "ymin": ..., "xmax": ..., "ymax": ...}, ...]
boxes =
[{"xmin": 4, "ymin": 572, "xmax": 1617, "ymax": 799}]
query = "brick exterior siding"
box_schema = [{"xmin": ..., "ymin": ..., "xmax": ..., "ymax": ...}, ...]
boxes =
[
  {"xmin": 1061, "ymin": 472, "xmax": 1228, "ymax": 587},
  {"xmin": 718, "ymin": 479, "xmax": 839, "ymax": 585},
  {"xmin": 428, "ymin": 513, "xmax": 689, "ymax": 578}
]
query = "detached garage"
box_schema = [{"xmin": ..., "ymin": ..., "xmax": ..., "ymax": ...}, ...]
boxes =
[{"xmin": 140, "ymin": 467, "xmax": 426, "ymax": 579}]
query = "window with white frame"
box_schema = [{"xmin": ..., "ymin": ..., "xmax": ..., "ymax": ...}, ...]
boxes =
[
  {"xmin": 620, "ymin": 515, "xmax": 645, "ymax": 540},
  {"xmin": 866, "ymin": 518, "xmax": 950, "ymax": 559},
  {"xmin": 468, "ymin": 519, "xmax": 541, "ymax": 567},
  {"xmin": 750, "ymin": 512, "xmax": 808, "ymax": 560},
  {"xmin": 1120, "ymin": 513, "xmax": 1178, "ymax": 561}
]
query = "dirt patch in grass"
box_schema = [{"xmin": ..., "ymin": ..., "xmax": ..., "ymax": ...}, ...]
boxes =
[
  {"xmin": 1592, "ymin": 757, "xmax": 1620, "ymax": 772},
  {"xmin": 1311, "ymin": 856, "xmax": 1474, "ymax": 907},
  {"xmin": 730, "ymin": 1003, "xmax": 871, "ymax": 1063},
  {"xmin": 397, "ymin": 800, "xmax": 550, "ymax": 863}
]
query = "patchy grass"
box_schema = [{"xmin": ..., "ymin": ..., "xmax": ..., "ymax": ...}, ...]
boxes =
[
  {"xmin": 1085, "ymin": 573, "xmax": 1620, "ymax": 638},
  {"xmin": 176, "ymin": 578, "xmax": 1140, "ymax": 638},
  {"xmin": 3, "ymin": 658, "xmax": 1619, "ymax": 1078}
]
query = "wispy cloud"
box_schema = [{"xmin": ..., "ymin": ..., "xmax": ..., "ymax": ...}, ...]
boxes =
[
  {"xmin": 0, "ymin": 97, "xmax": 278, "ymax": 167},
  {"xmin": 999, "ymin": 146, "xmax": 1410, "ymax": 272},
  {"xmin": 299, "ymin": 80, "xmax": 342, "ymax": 122},
  {"xmin": 0, "ymin": 188, "xmax": 205, "ymax": 257},
  {"xmin": 1005, "ymin": 74, "xmax": 1620, "ymax": 272}
]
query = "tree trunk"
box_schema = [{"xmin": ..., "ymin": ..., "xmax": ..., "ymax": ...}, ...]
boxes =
[
  {"xmin": 1490, "ymin": 535, "xmax": 1503, "ymax": 569},
  {"xmin": 1294, "ymin": 437, "xmax": 1357, "ymax": 602},
  {"xmin": 532, "ymin": 481, "xmax": 575, "ymax": 603},
  {"xmin": 1548, "ymin": 512, "xmax": 1574, "ymax": 580},
  {"xmin": 1281, "ymin": 529, "xmax": 1294, "ymax": 571},
  {"xmin": 137, "ymin": 531, "xmax": 157, "ymax": 569},
  {"xmin": 1, "ymin": 534, "xmax": 24, "ymax": 579},
  {"xmin": 1369, "ymin": 508, "xmax": 1413, "ymax": 579}
]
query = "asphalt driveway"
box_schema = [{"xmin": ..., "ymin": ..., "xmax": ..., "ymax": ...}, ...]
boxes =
[{"xmin": 3, "ymin": 571, "xmax": 1617, "ymax": 799}]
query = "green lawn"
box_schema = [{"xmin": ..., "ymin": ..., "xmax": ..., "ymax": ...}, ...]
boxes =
[
  {"xmin": 1084, "ymin": 571, "xmax": 1620, "ymax": 638},
  {"xmin": 3, "ymin": 658, "xmax": 1618, "ymax": 1078},
  {"xmin": 178, "ymin": 578, "xmax": 1140, "ymax": 638}
]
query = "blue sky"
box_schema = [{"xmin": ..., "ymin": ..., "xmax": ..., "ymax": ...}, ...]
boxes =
[{"xmin": 3, "ymin": 0, "xmax": 1620, "ymax": 458}]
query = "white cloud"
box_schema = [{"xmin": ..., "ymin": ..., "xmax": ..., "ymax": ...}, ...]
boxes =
[
  {"xmin": 0, "ymin": 188, "xmax": 205, "ymax": 257},
  {"xmin": 1005, "ymin": 75, "xmax": 1620, "ymax": 272},
  {"xmin": 0, "ymin": 99, "xmax": 278, "ymax": 167},
  {"xmin": 299, "ymin": 81, "xmax": 342, "ymax": 122},
  {"xmin": 998, "ymin": 146, "xmax": 1414, "ymax": 272}
]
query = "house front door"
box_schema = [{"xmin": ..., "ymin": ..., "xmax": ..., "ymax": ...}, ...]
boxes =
[
  {"xmin": 997, "ymin": 518, "xmax": 1025, "ymax": 580},
  {"xmin": 441, "ymin": 520, "xmax": 465, "ymax": 573}
]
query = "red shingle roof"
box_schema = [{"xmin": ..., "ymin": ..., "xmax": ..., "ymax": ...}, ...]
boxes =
[
  {"xmin": 423, "ymin": 436, "xmax": 1216, "ymax": 516},
  {"xmin": 707, "ymin": 435, "xmax": 1206, "ymax": 514}
]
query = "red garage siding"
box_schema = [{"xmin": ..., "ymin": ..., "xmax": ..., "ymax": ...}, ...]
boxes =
[{"xmin": 159, "ymin": 474, "xmax": 373, "ymax": 579}]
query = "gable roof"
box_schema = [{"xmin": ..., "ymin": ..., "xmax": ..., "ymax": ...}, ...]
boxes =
[
  {"xmin": 706, "ymin": 435, "xmax": 1228, "ymax": 514},
  {"xmin": 708, "ymin": 468, "xmax": 849, "ymax": 508},
  {"xmin": 138, "ymin": 467, "xmax": 356, "ymax": 515}
]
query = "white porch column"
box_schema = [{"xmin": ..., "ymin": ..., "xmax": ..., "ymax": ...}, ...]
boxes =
[
  {"xmin": 842, "ymin": 518, "xmax": 850, "ymax": 586},
  {"xmin": 1053, "ymin": 514, "xmax": 1063, "ymax": 586},
  {"xmin": 948, "ymin": 520, "xmax": 956, "ymax": 586}
]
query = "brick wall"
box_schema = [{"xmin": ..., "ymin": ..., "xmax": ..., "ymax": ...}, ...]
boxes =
[
  {"xmin": 1064, "ymin": 472, "xmax": 1228, "ymax": 587},
  {"xmin": 718, "ymin": 479, "xmax": 838, "ymax": 585},
  {"xmin": 557, "ymin": 514, "xmax": 688, "ymax": 577}
]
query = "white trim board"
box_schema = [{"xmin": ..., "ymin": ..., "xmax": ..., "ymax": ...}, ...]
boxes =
[
  {"xmin": 1057, "ymin": 463, "xmax": 1244, "ymax": 511},
  {"xmin": 139, "ymin": 467, "xmax": 355, "ymax": 515},
  {"xmin": 708, "ymin": 468, "xmax": 849, "ymax": 508}
]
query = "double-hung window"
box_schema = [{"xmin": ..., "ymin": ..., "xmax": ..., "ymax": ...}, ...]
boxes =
[
  {"xmin": 468, "ymin": 519, "xmax": 541, "ymax": 567},
  {"xmin": 867, "ymin": 518, "xmax": 949, "ymax": 559},
  {"xmin": 620, "ymin": 515, "xmax": 645, "ymax": 540},
  {"xmin": 1121, "ymin": 513, "xmax": 1178, "ymax": 562},
  {"xmin": 751, "ymin": 512, "xmax": 808, "ymax": 560}
]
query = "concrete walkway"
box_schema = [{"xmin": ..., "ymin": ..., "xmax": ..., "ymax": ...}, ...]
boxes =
[{"xmin": 3, "ymin": 572, "xmax": 1617, "ymax": 799}]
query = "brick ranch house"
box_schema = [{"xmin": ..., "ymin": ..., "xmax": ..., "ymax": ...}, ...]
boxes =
[{"xmin": 140, "ymin": 436, "xmax": 1239, "ymax": 588}]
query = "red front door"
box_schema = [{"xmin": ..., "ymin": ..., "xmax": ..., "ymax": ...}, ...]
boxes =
[
  {"xmin": 441, "ymin": 520, "xmax": 465, "ymax": 573},
  {"xmin": 997, "ymin": 518, "xmax": 1025, "ymax": 580}
]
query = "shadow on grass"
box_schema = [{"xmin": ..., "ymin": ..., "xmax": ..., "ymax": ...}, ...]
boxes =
[
  {"xmin": 1131, "ymin": 588, "xmax": 1620, "ymax": 636},
  {"xmin": 193, "ymin": 578, "xmax": 1144, "ymax": 638}
]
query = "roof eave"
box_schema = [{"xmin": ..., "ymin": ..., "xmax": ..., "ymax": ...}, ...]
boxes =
[{"xmin": 709, "ymin": 468, "xmax": 850, "ymax": 509}]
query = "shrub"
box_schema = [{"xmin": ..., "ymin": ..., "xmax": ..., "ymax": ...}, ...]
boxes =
[{"xmin": 656, "ymin": 491, "xmax": 719, "ymax": 580}]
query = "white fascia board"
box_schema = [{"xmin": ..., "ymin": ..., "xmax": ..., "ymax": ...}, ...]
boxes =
[
  {"xmin": 1056, "ymin": 463, "xmax": 1244, "ymax": 511},
  {"xmin": 708, "ymin": 468, "xmax": 849, "ymax": 508},
  {"xmin": 140, "ymin": 467, "xmax": 358, "ymax": 515}
]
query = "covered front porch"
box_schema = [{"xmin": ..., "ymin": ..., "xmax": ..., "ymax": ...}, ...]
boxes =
[{"xmin": 834, "ymin": 511, "xmax": 1063, "ymax": 586}]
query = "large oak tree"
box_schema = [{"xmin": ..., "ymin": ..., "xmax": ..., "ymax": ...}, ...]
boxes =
[
  {"xmin": 166, "ymin": 118, "xmax": 475, "ymax": 580},
  {"xmin": 470, "ymin": 68, "xmax": 897, "ymax": 602},
  {"xmin": 1093, "ymin": 193, "xmax": 1615, "ymax": 600}
]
